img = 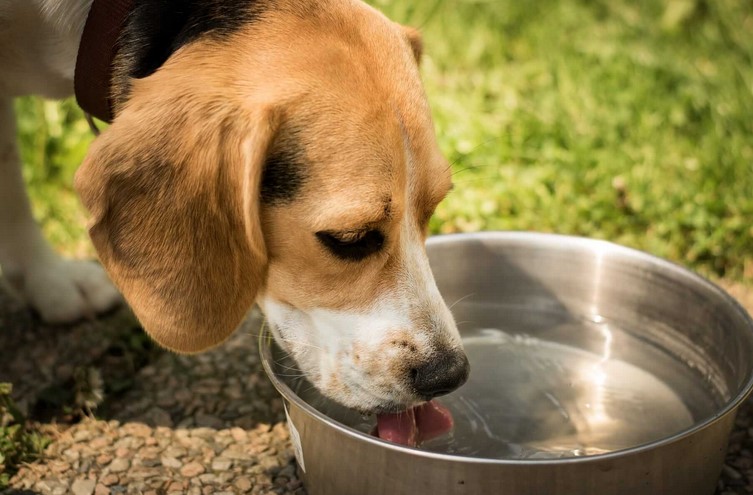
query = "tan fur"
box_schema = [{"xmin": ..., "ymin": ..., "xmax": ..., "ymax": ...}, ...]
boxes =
[
  {"xmin": 75, "ymin": 0, "xmax": 451, "ymax": 356},
  {"xmin": 75, "ymin": 39, "xmax": 277, "ymax": 353}
]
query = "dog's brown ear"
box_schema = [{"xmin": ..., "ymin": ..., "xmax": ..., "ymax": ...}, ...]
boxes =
[
  {"xmin": 401, "ymin": 25, "xmax": 423, "ymax": 64},
  {"xmin": 75, "ymin": 88, "xmax": 276, "ymax": 354}
]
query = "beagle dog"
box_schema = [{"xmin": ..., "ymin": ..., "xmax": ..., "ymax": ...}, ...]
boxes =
[{"xmin": 0, "ymin": 0, "xmax": 469, "ymax": 413}]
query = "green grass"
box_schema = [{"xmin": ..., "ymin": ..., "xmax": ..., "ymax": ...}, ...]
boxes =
[
  {"xmin": 0, "ymin": 383, "xmax": 50, "ymax": 488},
  {"xmin": 15, "ymin": 98, "xmax": 94, "ymax": 257},
  {"xmin": 14, "ymin": 0, "xmax": 753, "ymax": 280}
]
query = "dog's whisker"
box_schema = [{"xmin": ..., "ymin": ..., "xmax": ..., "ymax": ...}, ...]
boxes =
[
  {"xmin": 270, "ymin": 353, "xmax": 308, "ymax": 369},
  {"xmin": 271, "ymin": 360, "xmax": 304, "ymax": 373},
  {"xmin": 274, "ymin": 371, "xmax": 308, "ymax": 379},
  {"xmin": 276, "ymin": 339, "xmax": 325, "ymax": 352},
  {"xmin": 445, "ymin": 136, "xmax": 503, "ymax": 173},
  {"xmin": 274, "ymin": 372, "xmax": 309, "ymax": 379},
  {"xmin": 246, "ymin": 330, "xmax": 326, "ymax": 352},
  {"xmin": 450, "ymin": 174, "xmax": 500, "ymax": 185},
  {"xmin": 448, "ymin": 292, "xmax": 476, "ymax": 311},
  {"xmin": 296, "ymin": 383, "xmax": 321, "ymax": 398},
  {"xmin": 450, "ymin": 159, "xmax": 497, "ymax": 176},
  {"xmin": 451, "ymin": 165, "xmax": 482, "ymax": 177}
]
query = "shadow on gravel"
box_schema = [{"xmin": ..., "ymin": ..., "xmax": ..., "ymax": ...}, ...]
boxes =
[
  {"xmin": 0, "ymin": 284, "xmax": 284, "ymax": 430},
  {"xmin": 0, "ymin": 286, "xmax": 156, "ymax": 425}
]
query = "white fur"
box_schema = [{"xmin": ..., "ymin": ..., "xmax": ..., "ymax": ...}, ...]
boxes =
[{"xmin": 0, "ymin": 0, "xmax": 120, "ymax": 323}]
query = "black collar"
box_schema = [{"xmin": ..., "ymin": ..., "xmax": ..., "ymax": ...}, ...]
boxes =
[{"xmin": 74, "ymin": 0, "xmax": 134, "ymax": 123}]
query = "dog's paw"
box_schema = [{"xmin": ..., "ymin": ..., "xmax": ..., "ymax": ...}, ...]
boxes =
[{"xmin": 19, "ymin": 258, "xmax": 123, "ymax": 324}]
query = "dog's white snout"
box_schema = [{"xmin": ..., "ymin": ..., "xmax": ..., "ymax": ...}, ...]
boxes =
[{"xmin": 260, "ymin": 268, "xmax": 467, "ymax": 412}]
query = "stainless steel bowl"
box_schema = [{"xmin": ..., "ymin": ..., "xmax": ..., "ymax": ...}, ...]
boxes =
[{"xmin": 260, "ymin": 232, "xmax": 753, "ymax": 495}]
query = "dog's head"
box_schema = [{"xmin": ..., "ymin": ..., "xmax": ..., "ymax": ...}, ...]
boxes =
[{"xmin": 75, "ymin": 0, "xmax": 468, "ymax": 413}]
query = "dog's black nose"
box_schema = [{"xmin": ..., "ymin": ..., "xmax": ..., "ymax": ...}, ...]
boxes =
[{"xmin": 410, "ymin": 350, "xmax": 470, "ymax": 399}]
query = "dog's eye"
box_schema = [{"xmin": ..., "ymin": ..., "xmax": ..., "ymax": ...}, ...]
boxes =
[{"xmin": 316, "ymin": 229, "xmax": 385, "ymax": 261}]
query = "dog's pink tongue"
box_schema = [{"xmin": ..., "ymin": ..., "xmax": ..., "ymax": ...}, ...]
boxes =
[
  {"xmin": 376, "ymin": 408, "xmax": 418, "ymax": 446},
  {"xmin": 375, "ymin": 401, "xmax": 454, "ymax": 447}
]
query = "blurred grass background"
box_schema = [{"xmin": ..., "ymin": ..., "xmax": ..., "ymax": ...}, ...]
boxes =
[{"xmin": 14, "ymin": 0, "xmax": 753, "ymax": 282}]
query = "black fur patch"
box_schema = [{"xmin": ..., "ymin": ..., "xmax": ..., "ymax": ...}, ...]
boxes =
[
  {"xmin": 260, "ymin": 131, "xmax": 306, "ymax": 205},
  {"xmin": 112, "ymin": 0, "xmax": 272, "ymax": 106}
]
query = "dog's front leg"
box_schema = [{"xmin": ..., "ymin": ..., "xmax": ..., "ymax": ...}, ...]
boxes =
[{"xmin": 0, "ymin": 98, "xmax": 121, "ymax": 323}]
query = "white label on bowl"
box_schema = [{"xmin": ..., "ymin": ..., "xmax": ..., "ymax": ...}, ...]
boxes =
[{"xmin": 284, "ymin": 402, "xmax": 306, "ymax": 473}]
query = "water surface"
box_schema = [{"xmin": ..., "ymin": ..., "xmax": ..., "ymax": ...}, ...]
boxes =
[{"xmin": 275, "ymin": 302, "xmax": 725, "ymax": 459}]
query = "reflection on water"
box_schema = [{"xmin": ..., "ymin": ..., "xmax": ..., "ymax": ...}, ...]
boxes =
[
  {"xmin": 276, "ymin": 304, "xmax": 724, "ymax": 460},
  {"xmin": 428, "ymin": 327, "xmax": 694, "ymax": 458}
]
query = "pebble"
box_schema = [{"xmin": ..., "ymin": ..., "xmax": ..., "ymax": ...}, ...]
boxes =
[
  {"xmin": 141, "ymin": 457, "xmax": 162, "ymax": 467},
  {"xmin": 164, "ymin": 446, "xmax": 188, "ymax": 458},
  {"xmin": 49, "ymin": 460, "xmax": 70, "ymax": 473},
  {"xmin": 115, "ymin": 446, "xmax": 131, "ymax": 458},
  {"xmin": 180, "ymin": 461, "xmax": 206, "ymax": 477},
  {"xmin": 74, "ymin": 430, "xmax": 93, "ymax": 442},
  {"xmin": 161, "ymin": 456, "xmax": 184, "ymax": 469},
  {"xmin": 108, "ymin": 458, "xmax": 130, "ymax": 473},
  {"xmin": 71, "ymin": 478, "xmax": 96, "ymax": 495},
  {"xmin": 235, "ymin": 476, "xmax": 253, "ymax": 492},
  {"xmin": 199, "ymin": 473, "xmax": 217, "ymax": 483},
  {"xmin": 191, "ymin": 427, "xmax": 217, "ymax": 440},
  {"xmin": 100, "ymin": 474, "xmax": 119, "ymax": 486},
  {"xmin": 90, "ymin": 437, "xmax": 111, "ymax": 450},
  {"xmin": 231, "ymin": 427, "xmax": 249, "ymax": 442},
  {"xmin": 64, "ymin": 448, "xmax": 81, "ymax": 462},
  {"xmin": 212, "ymin": 458, "xmax": 234, "ymax": 471}
]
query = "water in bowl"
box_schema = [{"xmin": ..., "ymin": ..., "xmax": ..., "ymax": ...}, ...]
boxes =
[{"xmin": 276, "ymin": 301, "xmax": 727, "ymax": 460}]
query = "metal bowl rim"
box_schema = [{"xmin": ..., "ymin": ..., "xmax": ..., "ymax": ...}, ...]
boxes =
[{"xmin": 259, "ymin": 231, "xmax": 753, "ymax": 466}]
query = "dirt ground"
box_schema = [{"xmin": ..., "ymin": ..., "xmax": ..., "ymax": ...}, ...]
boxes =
[{"xmin": 1, "ymin": 281, "xmax": 753, "ymax": 495}]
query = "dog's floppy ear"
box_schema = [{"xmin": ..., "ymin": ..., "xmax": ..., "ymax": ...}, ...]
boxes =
[
  {"xmin": 401, "ymin": 25, "xmax": 423, "ymax": 64},
  {"xmin": 75, "ymin": 89, "xmax": 277, "ymax": 354}
]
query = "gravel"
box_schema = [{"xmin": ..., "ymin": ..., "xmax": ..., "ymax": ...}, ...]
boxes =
[
  {"xmin": 0, "ymin": 291, "xmax": 301, "ymax": 495},
  {"xmin": 7, "ymin": 418, "xmax": 300, "ymax": 494},
  {"xmin": 1, "ymin": 281, "xmax": 753, "ymax": 494}
]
